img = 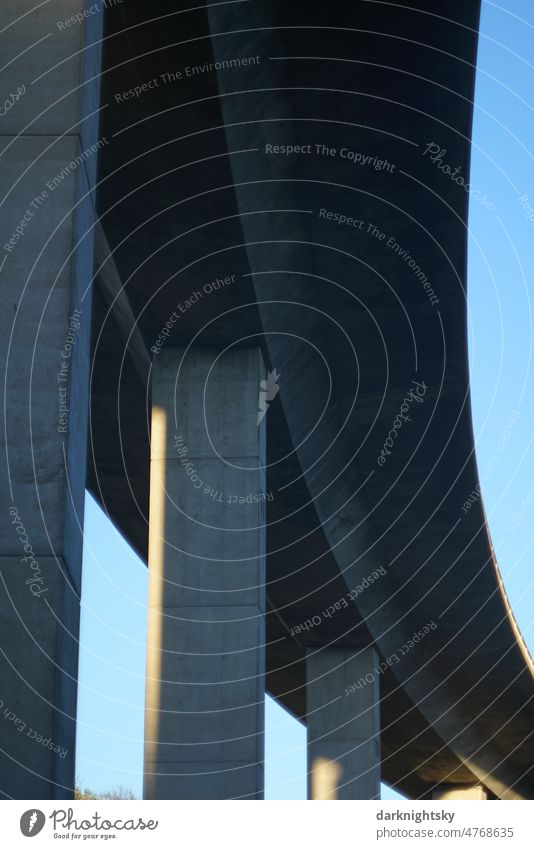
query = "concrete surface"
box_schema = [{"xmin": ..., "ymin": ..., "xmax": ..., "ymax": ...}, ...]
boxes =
[
  {"xmin": 144, "ymin": 347, "xmax": 266, "ymax": 799},
  {"xmin": 0, "ymin": 0, "xmax": 103, "ymax": 798},
  {"xmin": 307, "ymin": 647, "xmax": 381, "ymax": 800}
]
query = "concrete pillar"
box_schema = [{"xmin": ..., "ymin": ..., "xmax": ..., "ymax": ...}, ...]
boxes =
[
  {"xmin": 306, "ymin": 647, "xmax": 381, "ymax": 800},
  {"xmin": 144, "ymin": 347, "xmax": 266, "ymax": 799},
  {"xmin": 433, "ymin": 784, "xmax": 488, "ymax": 800},
  {"xmin": 0, "ymin": 2, "xmax": 103, "ymax": 798}
]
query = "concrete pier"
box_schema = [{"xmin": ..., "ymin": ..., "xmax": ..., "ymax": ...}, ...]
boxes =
[
  {"xmin": 144, "ymin": 347, "xmax": 267, "ymax": 799},
  {"xmin": 433, "ymin": 784, "xmax": 488, "ymax": 800},
  {"xmin": 0, "ymin": 2, "xmax": 103, "ymax": 798},
  {"xmin": 306, "ymin": 647, "xmax": 381, "ymax": 799}
]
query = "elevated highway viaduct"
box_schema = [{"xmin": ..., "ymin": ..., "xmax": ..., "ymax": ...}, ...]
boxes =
[{"xmin": 1, "ymin": 0, "xmax": 533, "ymax": 800}]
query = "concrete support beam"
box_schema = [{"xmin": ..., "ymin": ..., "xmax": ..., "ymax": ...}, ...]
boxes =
[
  {"xmin": 433, "ymin": 784, "xmax": 488, "ymax": 800},
  {"xmin": 144, "ymin": 347, "xmax": 266, "ymax": 799},
  {"xmin": 0, "ymin": 1, "xmax": 103, "ymax": 798},
  {"xmin": 306, "ymin": 647, "xmax": 381, "ymax": 800}
]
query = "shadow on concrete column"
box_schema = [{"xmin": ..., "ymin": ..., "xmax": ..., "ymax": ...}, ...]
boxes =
[
  {"xmin": 144, "ymin": 347, "xmax": 266, "ymax": 799},
  {"xmin": 306, "ymin": 647, "xmax": 381, "ymax": 799}
]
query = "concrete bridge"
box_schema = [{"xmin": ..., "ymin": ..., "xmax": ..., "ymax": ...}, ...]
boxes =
[{"xmin": 1, "ymin": 0, "xmax": 533, "ymax": 800}]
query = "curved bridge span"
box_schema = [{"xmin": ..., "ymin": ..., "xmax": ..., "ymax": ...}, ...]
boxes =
[{"xmin": 1, "ymin": 0, "xmax": 533, "ymax": 801}]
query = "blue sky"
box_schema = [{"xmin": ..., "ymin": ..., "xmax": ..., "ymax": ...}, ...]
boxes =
[{"xmin": 75, "ymin": 1, "xmax": 534, "ymax": 800}]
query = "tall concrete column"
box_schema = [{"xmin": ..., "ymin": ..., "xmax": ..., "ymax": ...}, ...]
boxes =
[
  {"xmin": 433, "ymin": 784, "xmax": 488, "ymax": 800},
  {"xmin": 0, "ymin": 2, "xmax": 103, "ymax": 798},
  {"xmin": 306, "ymin": 647, "xmax": 381, "ymax": 799},
  {"xmin": 144, "ymin": 347, "xmax": 266, "ymax": 799}
]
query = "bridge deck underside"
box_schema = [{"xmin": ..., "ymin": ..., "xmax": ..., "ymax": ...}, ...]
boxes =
[{"xmin": 88, "ymin": 0, "xmax": 534, "ymax": 799}]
